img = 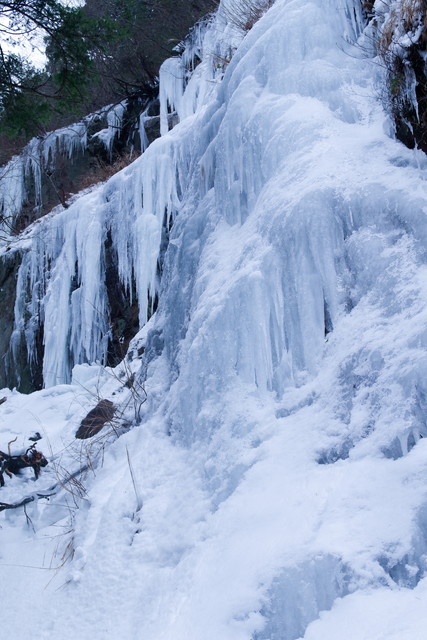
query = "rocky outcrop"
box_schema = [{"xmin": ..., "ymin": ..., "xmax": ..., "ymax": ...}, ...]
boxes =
[
  {"xmin": 367, "ymin": 0, "xmax": 427, "ymax": 152},
  {"xmin": 0, "ymin": 251, "xmax": 20, "ymax": 390},
  {"xmin": 105, "ymin": 232, "xmax": 141, "ymax": 368}
]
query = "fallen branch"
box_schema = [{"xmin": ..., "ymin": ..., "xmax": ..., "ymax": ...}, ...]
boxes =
[
  {"xmin": 0, "ymin": 465, "xmax": 90, "ymax": 512},
  {"xmin": 0, "ymin": 491, "xmax": 55, "ymax": 512},
  {"xmin": 0, "ymin": 458, "xmax": 100, "ymax": 514}
]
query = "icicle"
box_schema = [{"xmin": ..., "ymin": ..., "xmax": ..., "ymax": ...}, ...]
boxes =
[
  {"xmin": 0, "ymin": 156, "xmax": 25, "ymax": 233},
  {"xmin": 2, "ymin": 3, "xmax": 254, "ymax": 386},
  {"xmin": 139, "ymin": 110, "xmax": 150, "ymax": 153},
  {"xmin": 159, "ymin": 58, "xmax": 185, "ymax": 135},
  {"xmin": 91, "ymin": 102, "xmax": 127, "ymax": 159}
]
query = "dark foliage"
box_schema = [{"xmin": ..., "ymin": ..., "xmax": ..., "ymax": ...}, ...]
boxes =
[
  {"xmin": 0, "ymin": 0, "xmax": 118, "ymax": 137},
  {"xmin": 0, "ymin": 0, "xmax": 218, "ymax": 144}
]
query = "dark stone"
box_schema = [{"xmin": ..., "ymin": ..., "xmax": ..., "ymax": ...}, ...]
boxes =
[
  {"xmin": 389, "ymin": 44, "xmax": 427, "ymax": 153},
  {"xmin": 75, "ymin": 399, "xmax": 116, "ymax": 439}
]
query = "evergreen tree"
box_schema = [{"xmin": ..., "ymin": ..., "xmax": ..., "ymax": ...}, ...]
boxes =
[
  {"xmin": 0, "ymin": 0, "xmax": 218, "ymax": 142},
  {"xmin": 0, "ymin": 0, "xmax": 114, "ymax": 137}
]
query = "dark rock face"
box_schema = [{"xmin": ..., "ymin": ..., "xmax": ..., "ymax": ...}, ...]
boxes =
[
  {"xmin": 367, "ymin": 2, "xmax": 427, "ymax": 153},
  {"xmin": 394, "ymin": 45, "xmax": 427, "ymax": 153},
  {"xmin": 0, "ymin": 250, "xmax": 44, "ymax": 392},
  {"xmin": 0, "ymin": 251, "xmax": 20, "ymax": 390},
  {"xmin": 105, "ymin": 232, "xmax": 140, "ymax": 367}
]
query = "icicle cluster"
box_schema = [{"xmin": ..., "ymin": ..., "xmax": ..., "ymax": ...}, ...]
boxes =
[
  {"xmin": 90, "ymin": 102, "xmax": 127, "ymax": 159},
  {"xmin": 4, "ymin": 18, "xmax": 216, "ymax": 387},
  {"xmin": 0, "ymin": 102, "xmax": 130, "ymax": 237}
]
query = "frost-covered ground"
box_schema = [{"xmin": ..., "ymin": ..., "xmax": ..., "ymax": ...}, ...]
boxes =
[{"xmin": 2, "ymin": 0, "xmax": 427, "ymax": 638}]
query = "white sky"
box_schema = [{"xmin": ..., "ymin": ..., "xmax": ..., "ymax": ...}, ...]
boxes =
[{"xmin": 0, "ymin": 0, "xmax": 86, "ymax": 69}]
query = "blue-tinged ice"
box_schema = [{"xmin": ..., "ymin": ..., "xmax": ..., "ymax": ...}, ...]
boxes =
[{"xmin": 2, "ymin": 2, "xmax": 427, "ymax": 638}]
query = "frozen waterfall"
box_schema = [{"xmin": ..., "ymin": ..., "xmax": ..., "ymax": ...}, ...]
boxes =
[{"xmin": 1, "ymin": 1, "xmax": 427, "ymax": 639}]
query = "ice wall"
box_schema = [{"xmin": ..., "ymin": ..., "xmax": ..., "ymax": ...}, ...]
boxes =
[
  {"xmin": 0, "ymin": 121, "xmax": 87, "ymax": 230},
  {"xmin": 145, "ymin": 0, "xmax": 427, "ymax": 435},
  {"xmin": 3, "ymin": 19, "xmax": 214, "ymax": 388},
  {"xmin": 6, "ymin": 0, "xmax": 427, "ymax": 454},
  {"xmin": 6, "ymin": 134, "xmax": 172, "ymax": 387},
  {"xmin": 128, "ymin": 0, "xmax": 427, "ymax": 635},
  {"xmin": 2, "ymin": 2, "xmax": 427, "ymax": 638}
]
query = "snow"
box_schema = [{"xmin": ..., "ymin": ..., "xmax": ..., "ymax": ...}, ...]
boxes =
[
  {"xmin": 301, "ymin": 579, "xmax": 427, "ymax": 640},
  {"xmin": 2, "ymin": 0, "xmax": 427, "ymax": 639}
]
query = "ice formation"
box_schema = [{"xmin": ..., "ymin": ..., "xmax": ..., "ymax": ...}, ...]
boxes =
[
  {"xmin": 91, "ymin": 101, "xmax": 127, "ymax": 158},
  {"xmin": 0, "ymin": 102, "xmax": 130, "ymax": 235},
  {"xmin": 1, "ymin": 0, "xmax": 427, "ymax": 639}
]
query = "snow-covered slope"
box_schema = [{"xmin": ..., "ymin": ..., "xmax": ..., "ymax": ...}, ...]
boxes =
[{"xmin": 1, "ymin": 0, "xmax": 427, "ymax": 638}]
